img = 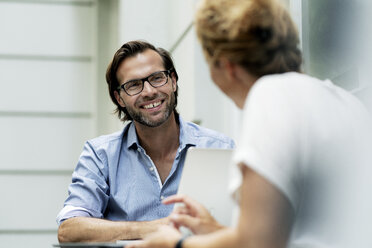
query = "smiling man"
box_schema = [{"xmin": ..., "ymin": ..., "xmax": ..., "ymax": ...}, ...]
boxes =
[{"xmin": 56, "ymin": 40, "xmax": 234, "ymax": 242}]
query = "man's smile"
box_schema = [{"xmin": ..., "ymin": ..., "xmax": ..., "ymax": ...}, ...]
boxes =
[{"xmin": 142, "ymin": 100, "xmax": 162, "ymax": 109}]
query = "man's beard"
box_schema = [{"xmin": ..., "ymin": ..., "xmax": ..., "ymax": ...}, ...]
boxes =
[{"xmin": 125, "ymin": 92, "xmax": 176, "ymax": 127}]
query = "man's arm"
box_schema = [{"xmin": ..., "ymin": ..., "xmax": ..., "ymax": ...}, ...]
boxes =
[{"xmin": 58, "ymin": 216, "xmax": 169, "ymax": 242}]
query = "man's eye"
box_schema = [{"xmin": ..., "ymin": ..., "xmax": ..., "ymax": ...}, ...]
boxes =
[
  {"xmin": 151, "ymin": 74, "xmax": 165, "ymax": 82},
  {"xmin": 126, "ymin": 81, "xmax": 142, "ymax": 89}
]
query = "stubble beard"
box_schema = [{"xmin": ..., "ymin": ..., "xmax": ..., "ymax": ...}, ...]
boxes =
[{"xmin": 125, "ymin": 93, "xmax": 176, "ymax": 128}]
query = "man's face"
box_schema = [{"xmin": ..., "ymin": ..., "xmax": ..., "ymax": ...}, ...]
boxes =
[{"xmin": 114, "ymin": 49, "xmax": 177, "ymax": 127}]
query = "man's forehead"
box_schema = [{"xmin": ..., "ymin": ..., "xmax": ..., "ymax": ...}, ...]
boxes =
[{"xmin": 117, "ymin": 49, "xmax": 164, "ymax": 82}]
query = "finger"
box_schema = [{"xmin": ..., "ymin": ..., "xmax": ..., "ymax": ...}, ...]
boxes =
[
  {"xmin": 162, "ymin": 194, "xmax": 186, "ymax": 205},
  {"xmin": 169, "ymin": 220, "xmax": 182, "ymax": 230},
  {"xmin": 170, "ymin": 213, "xmax": 199, "ymax": 231},
  {"xmin": 164, "ymin": 194, "xmax": 205, "ymax": 215},
  {"xmin": 170, "ymin": 221, "xmax": 181, "ymax": 231},
  {"xmin": 173, "ymin": 205, "xmax": 190, "ymax": 215}
]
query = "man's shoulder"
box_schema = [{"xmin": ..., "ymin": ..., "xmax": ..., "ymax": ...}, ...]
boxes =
[
  {"xmin": 183, "ymin": 121, "xmax": 235, "ymax": 149},
  {"xmin": 87, "ymin": 127, "xmax": 127, "ymax": 150}
]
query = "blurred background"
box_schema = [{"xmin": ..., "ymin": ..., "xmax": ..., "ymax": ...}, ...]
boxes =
[{"xmin": 0, "ymin": 0, "xmax": 371, "ymax": 247}]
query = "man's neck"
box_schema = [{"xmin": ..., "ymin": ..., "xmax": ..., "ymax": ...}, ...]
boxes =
[{"xmin": 134, "ymin": 112, "xmax": 180, "ymax": 160}]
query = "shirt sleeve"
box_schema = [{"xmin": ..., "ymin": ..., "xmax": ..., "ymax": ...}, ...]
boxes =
[
  {"xmin": 56, "ymin": 205, "xmax": 91, "ymax": 226},
  {"xmin": 58, "ymin": 141, "xmax": 110, "ymax": 222}
]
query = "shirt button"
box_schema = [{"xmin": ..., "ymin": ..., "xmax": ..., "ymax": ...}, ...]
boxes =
[
  {"xmin": 160, "ymin": 195, "xmax": 165, "ymax": 200},
  {"xmin": 149, "ymin": 167, "xmax": 154, "ymax": 171}
]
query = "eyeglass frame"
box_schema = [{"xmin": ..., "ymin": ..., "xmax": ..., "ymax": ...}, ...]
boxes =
[{"xmin": 117, "ymin": 69, "xmax": 174, "ymax": 96}]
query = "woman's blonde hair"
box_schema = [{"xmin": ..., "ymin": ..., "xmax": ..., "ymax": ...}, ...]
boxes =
[{"xmin": 195, "ymin": 0, "xmax": 302, "ymax": 77}]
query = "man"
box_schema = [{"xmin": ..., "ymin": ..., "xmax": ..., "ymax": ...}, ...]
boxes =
[{"xmin": 56, "ymin": 40, "xmax": 234, "ymax": 242}]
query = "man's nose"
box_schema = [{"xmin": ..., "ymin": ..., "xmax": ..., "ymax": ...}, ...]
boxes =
[{"xmin": 141, "ymin": 80, "xmax": 157, "ymax": 95}]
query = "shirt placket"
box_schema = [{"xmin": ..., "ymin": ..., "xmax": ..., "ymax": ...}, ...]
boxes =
[
  {"xmin": 136, "ymin": 146, "xmax": 163, "ymax": 194},
  {"xmin": 137, "ymin": 145, "xmax": 185, "ymax": 201}
]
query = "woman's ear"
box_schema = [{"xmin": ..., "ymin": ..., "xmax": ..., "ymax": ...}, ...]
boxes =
[
  {"xmin": 114, "ymin": 91, "xmax": 126, "ymax": 108},
  {"xmin": 219, "ymin": 58, "xmax": 238, "ymax": 82}
]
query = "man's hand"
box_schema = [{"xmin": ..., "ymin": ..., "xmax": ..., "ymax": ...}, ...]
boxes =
[
  {"xmin": 140, "ymin": 216, "xmax": 170, "ymax": 238},
  {"xmin": 126, "ymin": 225, "xmax": 182, "ymax": 248},
  {"xmin": 163, "ymin": 194, "xmax": 225, "ymax": 235}
]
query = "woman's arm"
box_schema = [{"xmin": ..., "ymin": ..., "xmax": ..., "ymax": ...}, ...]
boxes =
[
  {"xmin": 181, "ymin": 163, "xmax": 294, "ymax": 248},
  {"xmin": 127, "ymin": 163, "xmax": 294, "ymax": 248}
]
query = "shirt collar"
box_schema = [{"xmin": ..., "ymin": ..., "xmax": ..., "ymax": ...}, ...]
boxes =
[
  {"xmin": 126, "ymin": 122, "xmax": 139, "ymax": 149},
  {"xmin": 178, "ymin": 115, "xmax": 197, "ymax": 150},
  {"xmin": 125, "ymin": 115, "xmax": 197, "ymax": 150}
]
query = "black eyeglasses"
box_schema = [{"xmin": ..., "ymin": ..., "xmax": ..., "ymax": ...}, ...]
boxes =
[{"xmin": 117, "ymin": 70, "xmax": 173, "ymax": 96}]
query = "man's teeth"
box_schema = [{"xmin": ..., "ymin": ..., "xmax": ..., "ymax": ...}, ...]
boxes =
[{"xmin": 143, "ymin": 101, "xmax": 161, "ymax": 109}]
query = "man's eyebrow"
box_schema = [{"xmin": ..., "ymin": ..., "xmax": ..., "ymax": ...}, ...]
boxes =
[{"xmin": 124, "ymin": 70, "xmax": 164, "ymax": 83}]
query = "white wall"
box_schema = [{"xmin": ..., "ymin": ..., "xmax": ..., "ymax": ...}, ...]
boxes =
[
  {"xmin": 290, "ymin": 0, "xmax": 372, "ymax": 111},
  {"xmin": 0, "ymin": 1, "xmax": 97, "ymax": 247},
  {"xmin": 96, "ymin": 0, "xmax": 121, "ymax": 134}
]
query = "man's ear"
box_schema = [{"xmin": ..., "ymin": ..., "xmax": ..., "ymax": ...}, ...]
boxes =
[
  {"xmin": 114, "ymin": 91, "xmax": 126, "ymax": 108},
  {"xmin": 170, "ymin": 72, "xmax": 177, "ymax": 92}
]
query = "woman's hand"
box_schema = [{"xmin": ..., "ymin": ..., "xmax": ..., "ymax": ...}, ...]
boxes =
[{"xmin": 164, "ymin": 194, "xmax": 225, "ymax": 235}]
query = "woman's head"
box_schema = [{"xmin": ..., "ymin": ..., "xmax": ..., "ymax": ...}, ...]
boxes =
[{"xmin": 195, "ymin": 0, "xmax": 302, "ymax": 77}]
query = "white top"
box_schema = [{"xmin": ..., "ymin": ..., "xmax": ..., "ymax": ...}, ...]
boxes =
[{"xmin": 229, "ymin": 72, "xmax": 372, "ymax": 247}]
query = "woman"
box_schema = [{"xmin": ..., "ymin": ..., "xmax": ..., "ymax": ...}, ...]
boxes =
[{"xmin": 128, "ymin": 0, "xmax": 372, "ymax": 247}]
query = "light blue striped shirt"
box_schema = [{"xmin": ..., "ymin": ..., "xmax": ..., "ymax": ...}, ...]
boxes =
[{"xmin": 56, "ymin": 116, "xmax": 234, "ymax": 225}]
